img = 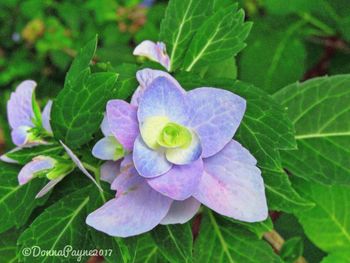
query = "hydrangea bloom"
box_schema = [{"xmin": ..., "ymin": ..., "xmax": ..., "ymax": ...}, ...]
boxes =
[{"xmin": 86, "ymin": 68, "xmax": 268, "ymax": 237}]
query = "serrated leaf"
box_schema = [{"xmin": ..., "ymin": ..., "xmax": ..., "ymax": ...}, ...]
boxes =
[
  {"xmin": 0, "ymin": 228, "xmax": 21, "ymax": 262},
  {"xmin": 183, "ymin": 5, "xmax": 251, "ymax": 72},
  {"xmin": 132, "ymin": 234, "xmax": 167, "ymax": 263},
  {"xmin": 239, "ymin": 18, "xmax": 307, "ymax": 94},
  {"xmin": 292, "ymin": 177, "xmax": 350, "ymax": 257},
  {"xmin": 228, "ymin": 217, "xmax": 273, "ymax": 238},
  {"xmin": 194, "ymin": 210, "xmax": 282, "ymax": 263},
  {"xmin": 0, "ymin": 163, "xmax": 48, "ymax": 233},
  {"xmin": 114, "ymin": 63, "xmax": 138, "ymax": 100},
  {"xmin": 17, "ymin": 186, "xmax": 93, "ymax": 263},
  {"xmin": 52, "ymin": 71, "xmax": 118, "ymax": 148},
  {"xmin": 274, "ymin": 75, "xmax": 350, "ymax": 185},
  {"xmin": 6, "ymin": 144, "xmax": 63, "ymax": 165},
  {"xmin": 160, "ymin": 0, "xmax": 210, "ymax": 71},
  {"xmin": 151, "ymin": 223, "xmax": 193, "ymax": 263}
]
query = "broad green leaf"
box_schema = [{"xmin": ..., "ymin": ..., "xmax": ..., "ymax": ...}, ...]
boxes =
[
  {"xmin": 274, "ymin": 75, "xmax": 350, "ymax": 185},
  {"xmin": 194, "ymin": 210, "xmax": 282, "ymax": 263},
  {"xmin": 321, "ymin": 251, "xmax": 350, "ymax": 263},
  {"xmin": 183, "ymin": 5, "xmax": 251, "ymax": 72},
  {"xmin": 6, "ymin": 144, "xmax": 63, "ymax": 165},
  {"xmin": 17, "ymin": 186, "xmax": 93, "ymax": 263},
  {"xmin": 0, "ymin": 228, "xmax": 21, "ymax": 263},
  {"xmin": 151, "ymin": 223, "xmax": 193, "ymax": 263},
  {"xmin": 160, "ymin": 0, "xmax": 210, "ymax": 71},
  {"xmin": 202, "ymin": 57, "xmax": 237, "ymax": 80},
  {"xmin": 280, "ymin": 237, "xmax": 304, "ymax": 263},
  {"xmin": 292, "ymin": 177, "xmax": 350, "ymax": 256},
  {"xmin": 132, "ymin": 234, "xmax": 167, "ymax": 263},
  {"xmin": 114, "ymin": 63, "xmax": 138, "ymax": 100},
  {"xmin": 228, "ymin": 217, "xmax": 273, "ymax": 238},
  {"xmin": 0, "ymin": 163, "xmax": 48, "ymax": 233},
  {"xmin": 239, "ymin": 18, "xmax": 307, "ymax": 94},
  {"xmin": 52, "ymin": 71, "xmax": 118, "ymax": 148},
  {"xmin": 177, "ymin": 74, "xmax": 313, "ymax": 213}
]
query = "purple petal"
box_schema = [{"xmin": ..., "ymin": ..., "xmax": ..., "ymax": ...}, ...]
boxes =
[
  {"xmin": 92, "ymin": 136, "xmax": 121, "ymax": 161},
  {"xmin": 187, "ymin": 88, "xmax": 246, "ymax": 158},
  {"xmin": 138, "ymin": 77, "xmax": 189, "ymax": 126},
  {"xmin": 131, "ymin": 68, "xmax": 184, "ymax": 106},
  {"xmin": 42, "ymin": 100, "xmax": 52, "ymax": 133},
  {"xmin": 193, "ymin": 140, "xmax": 268, "ymax": 222},
  {"xmin": 60, "ymin": 141, "xmax": 103, "ymax": 192},
  {"xmin": 133, "ymin": 40, "xmax": 170, "ymax": 71},
  {"xmin": 107, "ymin": 100, "xmax": 139, "ymax": 151},
  {"xmin": 35, "ymin": 176, "xmax": 64, "ymax": 198},
  {"xmin": 100, "ymin": 161, "xmax": 121, "ymax": 184},
  {"xmin": 11, "ymin": 126, "xmax": 31, "ymax": 146},
  {"xmin": 18, "ymin": 156, "xmax": 55, "ymax": 185},
  {"xmin": 86, "ymin": 165, "xmax": 172, "ymax": 237},
  {"xmin": 101, "ymin": 114, "xmax": 112, "ymax": 136},
  {"xmin": 161, "ymin": 197, "xmax": 201, "ymax": 225},
  {"xmin": 165, "ymin": 130, "xmax": 202, "ymax": 165},
  {"xmin": 7, "ymin": 80, "xmax": 36, "ymax": 129},
  {"xmin": 133, "ymin": 136, "xmax": 172, "ymax": 178},
  {"xmin": 147, "ymin": 158, "xmax": 203, "ymax": 200}
]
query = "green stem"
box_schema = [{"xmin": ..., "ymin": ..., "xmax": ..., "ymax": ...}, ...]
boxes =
[
  {"xmin": 298, "ymin": 12, "xmax": 335, "ymax": 36},
  {"xmin": 82, "ymin": 162, "xmax": 106, "ymax": 203}
]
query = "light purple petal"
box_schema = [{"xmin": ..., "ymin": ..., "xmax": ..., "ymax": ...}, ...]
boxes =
[
  {"xmin": 101, "ymin": 161, "xmax": 121, "ymax": 184},
  {"xmin": 165, "ymin": 130, "xmax": 202, "ymax": 165},
  {"xmin": 11, "ymin": 126, "xmax": 31, "ymax": 146},
  {"xmin": 35, "ymin": 176, "xmax": 64, "ymax": 198},
  {"xmin": 42, "ymin": 100, "xmax": 52, "ymax": 133},
  {"xmin": 7, "ymin": 80, "xmax": 36, "ymax": 129},
  {"xmin": 193, "ymin": 140, "xmax": 268, "ymax": 222},
  {"xmin": 161, "ymin": 197, "xmax": 201, "ymax": 225},
  {"xmin": 138, "ymin": 76, "xmax": 189, "ymax": 126},
  {"xmin": 92, "ymin": 136, "xmax": 120, "ymax": 161},
  {"xmin": 133, "ymin": 136, "xmax": 172, "ymax": 178},
  {"xmin": 18, "ymin": 156, "xmax": 55, "ymax": 185},
  {"xmin": 131, "ymin": 68, "xmax": 184, "ymax": 106},
  {"xmin": 187, "ymin": 88, "xmax": 246, "ymax": 158},
  {"xmin": 86, "ymin": 164, "xmax": 172, "ymax": 237},
  {"xmin": 107, "ymin": 100, "xmax": 139, "ymax": 151},
  {"xmin": 60, "ymin": 141, "xmax": 103, "ymax": 192},
  {"xmin": 101, "ymin": 114, "xmax": 112, "ymax": 136},
  {"xmin": 133, "ymin": 40, "xmax": 170, "ymax": 71},
  {"xmin": 111, "ymin": 154, "xmax": 133, "ymax": 191},
  {"xmin": 147, "ymin": 158, "xmax": 203, "ymax": 200}
]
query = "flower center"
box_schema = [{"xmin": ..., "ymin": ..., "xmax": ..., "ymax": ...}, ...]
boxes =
[{"xmin": 157, "ymin": 122, "xmax": 192, "ymax": 148}]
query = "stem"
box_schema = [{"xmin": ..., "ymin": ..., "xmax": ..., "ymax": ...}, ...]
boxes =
[
  {"xmin": 264, "ymin": 230, "xmax": 308, "ymax": 263},
  {"xmin": 298, "ymin": 12, "xmax": 335, "ymax": 36},
  {"xmin": 82, "ymin": 162, "xmax": 106, "ymax": 203}
]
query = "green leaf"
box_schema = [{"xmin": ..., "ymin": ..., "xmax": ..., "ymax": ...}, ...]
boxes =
[
  {"xmin": 228, "ymin": 217, "xmax": 273, "ymax": 238},
  {"xmin": 292, "ymin": 177, "xmax": 350, "ymax": 257},
  {"xmin": 0, "ymin": 163, "xmax": 48, "ymax": 233},
  {"xmin": 0, "ymin": 228, "xmax": 21, "ymax": 263},
  {"xmin": 132, "ymin": 234, "xmax": 167, "ymax": 263},
  {"xmin": 239, "ymin": 18, "xmax": 307, "ymax": 94},
  {"xmin": 280, "ymin": 237, "xmax": 304, "ymax": 263},
  {"xmin": 17, "ymin": 186, "xmax": 93, "ymax": 263},
  {"xmin": 274, "ymin": 75, "xmax": 350, "ymax": 185},
  {"xmin": 194, "ymin": 210, "xmax": 282, "ymax": 263},
  {"xmin": 151, "ymin": 223, "xmax": 193, "ymax": 263},
  {"xmin": 183, "ymin": 5, "xmax": 251, "ymax": 72},
  {"xmin": 321, "ymin": 251, "xmax": 350, "ymax": 263},
  {"xmin": 114, "ymin": 63, "xmax": 138, "ymax": 100},
  {"xmin": 6, "ymin": 144, "xmax": 63, "ymax": 165},
  {"xmin": 160, "ymin": 0, "xmax": 210, "ymax": 71}
]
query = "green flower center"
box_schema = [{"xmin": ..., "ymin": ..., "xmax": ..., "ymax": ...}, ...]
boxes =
[{"xmin": 157, "ymin": 122, "xmax": 192, "ymax": 148}]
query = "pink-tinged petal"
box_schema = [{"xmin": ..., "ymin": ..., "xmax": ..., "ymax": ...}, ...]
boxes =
[
  {"xmin": 111, "ymin": 154, "xmax": 134, "ymax": 191},
  {"xmin": 133, "ymin": 40, "xmax": 170, "ymax": 71},
  {"xmin": 7, "ymin": 80, "xmax": 36, "ymax": 130},
  {"xmin": 165, "ymin": 130, "xmax": 202, "ymax": 165},
  {"xmin": 133, "ymin": 136, "xmax": 172, "ymax": 178},
  {"xmin": 60, "ymin": 141, "xmax": 103, "ymax": 192},
  {"xmin": 193, "ymin": 140, "xmax": 268, "ymax": 222},
  {"xmin": 101, "ymin": 114, "xmax": 112, "ymax": 136},
  {"xmin": 11, "ymin": 126, "xmax": 31, "ymax": 146},
  {"xmin": 0, "ymin": 147, "xmax": 22, "ymax": 164},
  {"xmin": 92, "ymin": 136, "xmax": 121, "ymax": 161},
  {"xmin": 131, "ymin": 68, "xmax": 184, "ymax": 106},
  {"xmin": 35, "ymin": 176, "xmax": 64, "ymax": 198},
  {"xmin": 18, "ymin": 156, "xmax": 55, "ymax": 185},
  {"xmin": 42, "ymin": 100, "xmax": 53, "ymax": 133},
  {"xmin": 138, "ymin": 77, "xmax": 189, "ymax": 126},
  {"xmin": 86, "ymin": 164, "xmax": 172, "ymax": 237},
  {"xmin": 161, "ymin": 197, "xmax": 201, "ymax": 225},
  {"xmin": 100, "ymin": 161, "xmax": 121, "ymax": 184},
  {"xmin": 147, "ymin": 158, "xmax": 203, "ymax": 200},
  {"xmin": 107, "ymin": 100, "xmax": 139, "ymax": 151},
  {"xmin": 187, "ymin": 88, "xmax": 246, "ymax": 158}
]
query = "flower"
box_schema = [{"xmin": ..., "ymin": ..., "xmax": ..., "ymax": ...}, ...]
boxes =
[
  {"xmin": 133, "ymin": 40, "xmax": 170, "ymax": 71},
  {"xmin": 86, "ymin": 68, "xmax": 268, "ymax": 237}
]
